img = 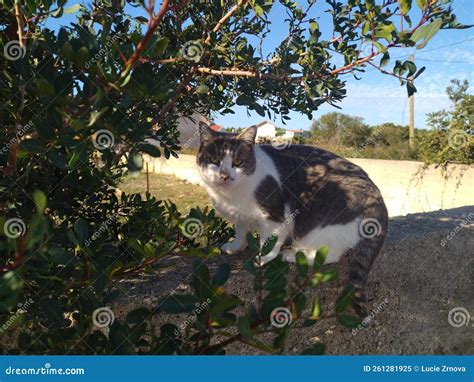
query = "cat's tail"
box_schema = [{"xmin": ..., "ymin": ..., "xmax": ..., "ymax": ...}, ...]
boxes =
[{"xmin": 348, "ymin": 214, "xmax": 388, "ymax": 318}]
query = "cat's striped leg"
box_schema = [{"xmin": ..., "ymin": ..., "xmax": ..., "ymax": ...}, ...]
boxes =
[{"xmin": 221, "ymin": 224, "xmax": 249, "ymax": 254}]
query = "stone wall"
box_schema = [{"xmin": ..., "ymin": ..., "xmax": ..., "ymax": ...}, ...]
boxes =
[{"xmin": 141, "ymin": 154, "xmax": 474, "ymax": 217}]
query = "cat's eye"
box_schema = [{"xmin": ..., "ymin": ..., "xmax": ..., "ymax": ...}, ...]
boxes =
[
  {"xmin": 232, "ymin": 159, "xmax": 243, "ymax": 167},
  {"xmin": 209, "ymin": 156, "xmax": 220, "ymax": 165}
]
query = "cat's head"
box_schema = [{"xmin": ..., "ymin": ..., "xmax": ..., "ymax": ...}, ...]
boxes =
[{"xmin": 197, "ymin": 122, "xmax": 257, "ymax": 187}]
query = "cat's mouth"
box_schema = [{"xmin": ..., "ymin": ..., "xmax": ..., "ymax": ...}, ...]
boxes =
[{"xmin": 216, "ymin": 176, "xmax": 235, "ymax": 186}]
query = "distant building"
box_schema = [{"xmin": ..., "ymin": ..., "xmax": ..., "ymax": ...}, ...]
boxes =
[
  {"xmin": 288, "ymin": 129, "xmax": 308, "ymax": 138},
  {"xmin": 255, "ymin": 121, "xmax": 276, "ymax": 139},
  {"xmin": 175, "ymin": 114, "xmax": 209, "ymax": 149}
]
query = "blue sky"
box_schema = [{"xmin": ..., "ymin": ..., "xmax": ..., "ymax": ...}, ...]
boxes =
[
  {"xmin": 47, "ymin": 0, "xmax": 473, "ymax": 130},
  {"xmin": 214, "ymin": 0, "xmax": 474, "ymax": 130}
]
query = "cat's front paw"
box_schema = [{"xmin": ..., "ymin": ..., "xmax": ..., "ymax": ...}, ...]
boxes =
[
  {"xmin": 280, "ymin": 249, "xmax": 296, "ymax": 263},
  {"xmin": 221, "ymin": 241, "xmax": 244, "ymax": 255},
  {"xmin": 254, "ymin": 253, "xmax": 279, "ymax": 267}
]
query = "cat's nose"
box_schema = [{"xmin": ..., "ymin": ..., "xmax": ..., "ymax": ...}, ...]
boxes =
[{"xmin": 219, "ymin": 171, "xmax": 230, "ymax": 181}]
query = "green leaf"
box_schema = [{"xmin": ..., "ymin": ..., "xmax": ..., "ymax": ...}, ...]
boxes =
[
  {"xmin": 139, "ymin": 143, "xmax": 161, "ymax": 157},
  {"xmin": 254, "ymin": 5, "xmax": 264, "ymax": 17},
  {"xmin": 295, "ymin": 251, "xmax": 308, "ymax": 277},
  {"xmin": 192, "ymin": 261, "xmax": 212, "ymax": 299},
  {"xmin": 414, "ymin": 66, "xmax": 425, "ymax": 79},
  {"xmin": 153, "ymin": 37, "xmax": 169, "ymax": 57},
  {"xmin": 51, "ymin": 6, "xmax": 64, "ymax": 18},
  {"xmin": 301, "ymin": 342, "xmax": 325, "ymax": 355},
  {"xmin": 126, "ymin": 308, "xmax": 151, "ymax": 324},
  {"xmin": 63, "ymin": 4, "xmax": 81, "ymax": 14},
  {"xmin": 210, "ymin": 295, "xmax": 240, "ymax": 314},
  {"xmin": 0, "ymin": 271, "xmax": 24, "ymax": 313},
  {"xmin": 374, "ymin": 22, "xmax": 395, "ymax": 41},
  {"xmin": 236, "ymin": 95, "xmax": 255, "ymax": 106},
  {"xmin": 75, "ymin": 46, "xmax": 89, "ymax": 67},
  {"xmin": 311, "ymin": 269, "xmax": 338, "ymax": 286},
  {"xmin": 310, "ymin": 21, "xmax": 319, "ymax": 33},
  {"xmin": 247, "ymin": 233, "xmax": 260, "ymax": 254},
  {"xmin": 294, "ymin": 293, "xmax": 307, "ymax": 317},
  {"xmin": 338, "ymin": 314, "xmax": 363, "ymax": 329},
  {"xmin": 195, "ymin": 84, "xmax": 209, "ymax": 94},
  {"xmin": 74, "ymin": 218, "xmax": 90, "ymax": 246},
  {"xmin": 403, "ymin": 60, "xmax": 417, "ymax": 76},
  {"xmin": 20, "ymin": 139, "xmax": 47, "ymax": 154},
  {"xmin": 407, "ymin": 81, "xmax": 417, "ymax": 97},
  {"xmin": 133, "ymin": 16, "xmax": 148, "ymax": 24},
  {"xmin": 237, "ymin": 317, "xmax": 253, "ymax": 340},
  {"xmin": 48, "ymin": 151, "xmax": 69, "ymax": 169},
  {"xmin": 410, "ymin": 19, "xmax": 442, "ymax": 49},
  {"xmin": 158, "ymin": 295, "xmax": 199, "ymax": 313},
  {"xmin": 33, "ymin": 190, "xmax": 47, "ymax": 214},
  {"xmin": 416, "ymin": 0, "xmax": 427, "ymax": 9},
  {"xmin": 88, "ymin": 107, "xmax": 109, "ymax": 126},
  {"xmin": 398, "ymin": 0, "xmax": 412, "ymax": 14},
  {"xmin": 379, "ymin": 52, "xmax": 390, "ymax": 68},
  {"xmin": 35, "ymin": 78, "xmax": 55, "ymax": 97},
  {"xmin": 309, "ymin": 295, "xmax": 321, "ymax": 319},
  {"xmin": 39, "ymin": 297, "xmax": 65, "ymax": 328},
  {"xmin": 261, "ymin": 235, "xmax": 278, "ymax": 256},
  {"xmin": 335, "ymin": 284, "xmax": 353, "ymax": 314},
  {"xmin": 211, "ymin": 263, "xmax": 231, "ymax": 286},
  {"xmin": 313, "ymin": 246, "xmax": 329, "ymax": 271}
]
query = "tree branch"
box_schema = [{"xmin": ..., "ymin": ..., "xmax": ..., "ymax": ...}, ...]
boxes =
[
  {"xmin": 204, "ymin": 0, "xmax": 247, "ymax": 44},
  {"xmin": 125, "ymin": 0, "xmax": 170, "ymax": 70},
  {"xmin": 157, "ymin": 71, "xmax": 194, "ymax": 119},
  {"xmin": 366, "ymin": 61, "xmax": 410, "ymax": 81}
]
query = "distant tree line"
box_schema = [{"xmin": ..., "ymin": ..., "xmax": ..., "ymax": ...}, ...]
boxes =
[{"xmin": 310, "ymin": 79, "xmax": 472, "ymax": 164}]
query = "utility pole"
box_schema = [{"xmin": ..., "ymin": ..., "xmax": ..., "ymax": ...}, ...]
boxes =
[{"xmin": 409, "ymin": 54, "xmax": 415, "ymax": 149}]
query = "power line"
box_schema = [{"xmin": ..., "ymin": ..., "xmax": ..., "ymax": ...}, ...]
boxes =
[
  {"xmin": 415, "ymin": 58, "xmax": 472, "ymax": 64},
  {"xmin": 341, "ymin": 38, "xmax": 474, "ymax": 76}
]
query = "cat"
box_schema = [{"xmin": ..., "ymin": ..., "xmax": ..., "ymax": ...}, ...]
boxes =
[{"xmin": 196, "ymin": 122, "xmax": 388, "ymax": 316}]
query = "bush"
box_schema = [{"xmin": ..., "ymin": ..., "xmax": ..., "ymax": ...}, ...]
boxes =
[{"xmin": 0, "ymin": 0, "xmax": 466, "ymax": 354}]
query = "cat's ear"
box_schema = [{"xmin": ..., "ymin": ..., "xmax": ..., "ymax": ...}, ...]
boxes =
[
  {"xmin": 237, "ymin": 125, "xmax": 257, "ymax": 144},
  {"xmin": 198, "ymin": 121, "xmax": 215, "ymax": 144}
]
